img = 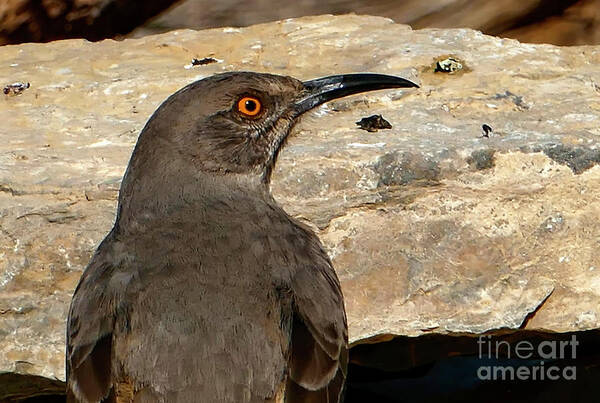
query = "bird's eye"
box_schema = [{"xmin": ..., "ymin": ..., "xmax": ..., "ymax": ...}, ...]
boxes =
[{"xmin": 237, "ymin": 96, "xmax": 262, "ymax": 117}]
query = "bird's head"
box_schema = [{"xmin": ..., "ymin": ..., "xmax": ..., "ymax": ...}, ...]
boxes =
[{"xmin": 126, "ymin": 71, "xmax": 418, "ymax": 185}]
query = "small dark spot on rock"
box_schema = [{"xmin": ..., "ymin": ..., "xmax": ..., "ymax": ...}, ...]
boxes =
[
  {"xmin": 3, "ymin": 82, "xmax": 30, "ymax": 96},
  {"xmin": 435, "ymin": 57, "xmax": 463, "ymax": 73},
  {"xmin": 191, "ymin": 57, "xmax": 218, "ymax": 66},
  {"xmin": 356, "ymin": 115, "xmax": 392, "ymax": 132},
  {"xmin": 467, "ymin": 149, "xmax": 496, "ymax": 171},
  {"xmin": 481, "ymin": 124, "xmax": 493, "ymax": 138}
]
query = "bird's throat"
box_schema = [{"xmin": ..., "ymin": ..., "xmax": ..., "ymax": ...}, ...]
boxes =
[{"xmin": 116, "ymin": 168, "xmax": 272, "ymax": 235}]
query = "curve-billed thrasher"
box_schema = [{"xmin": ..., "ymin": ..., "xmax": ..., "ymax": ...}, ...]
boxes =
[{"xmin": 66, "ymin": 71, "xmax": 418, "ymax": 402}]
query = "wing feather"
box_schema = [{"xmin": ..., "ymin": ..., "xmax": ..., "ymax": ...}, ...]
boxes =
[{"xmin": 287, "ymin": 241, "xmax": 348, "ymax": 402}]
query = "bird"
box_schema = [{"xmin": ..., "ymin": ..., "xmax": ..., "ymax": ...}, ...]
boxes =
[{"xmin": 66, "ymin": 71, "xmax": 418, "ymax": 402}]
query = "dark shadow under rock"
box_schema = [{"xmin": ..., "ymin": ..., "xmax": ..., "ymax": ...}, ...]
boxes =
[
  {"xmin": 0, "ymin": 373, "xmax": 65, "ymax": 402},
  {"xmin": 347, "ymin": 329, "xmax": 600, "ymax": 403}
]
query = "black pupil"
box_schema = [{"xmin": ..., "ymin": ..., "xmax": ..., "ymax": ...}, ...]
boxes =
[{"xmin": 244, "ymin": 99, "xmax": 257, "ymax": 112}]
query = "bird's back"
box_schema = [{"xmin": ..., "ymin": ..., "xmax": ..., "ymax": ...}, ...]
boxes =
[{"xmin": 67, "ymin": 188, "xmax": 346, "ymax": 402}]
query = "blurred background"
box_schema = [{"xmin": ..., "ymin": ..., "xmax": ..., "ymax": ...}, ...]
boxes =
[{"xmin": 1, "ymin": 0, "xmax": 600, "ymax": 46}]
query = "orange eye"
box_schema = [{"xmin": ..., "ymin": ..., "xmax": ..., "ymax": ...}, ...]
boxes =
[{"xmin": 237, "ymin": 96, "xmax": 262, "ymax": 117}]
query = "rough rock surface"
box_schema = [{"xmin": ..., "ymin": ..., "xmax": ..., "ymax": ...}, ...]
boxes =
[{"xmin": 1, "ymin": 15, "xmax": 600, "ymax": 384}]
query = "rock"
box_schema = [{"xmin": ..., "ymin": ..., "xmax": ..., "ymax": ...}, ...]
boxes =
[
  {"xmin": 0, "ymin": 373, "xmax": 65, "ymax": 402},
  {"xmin": 503, "ymin": 0, "xmax": 600, "ymax": 45},
  {"xmin": 0, "ymin": 0, "xmax": 179, "ymax": 45},
  {"xmin": 1, "ymin": 14, "xmax": 600, "ymax": 390},
  {"xmin": 137, "ymin": 0, "xmax": 600, "ymax": 46},
  {"xmin": 2, "ymin": 0, "xmax": 599, "ymax": 47}
]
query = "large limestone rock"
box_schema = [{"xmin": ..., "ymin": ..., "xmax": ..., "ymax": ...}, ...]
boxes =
[{"xmin": 1, "ymin": 14, "xmax": 599, "ymax": 388}]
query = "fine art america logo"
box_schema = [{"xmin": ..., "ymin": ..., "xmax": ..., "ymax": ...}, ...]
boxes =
[{"xmin": 477, "ymin": 335, "xmax": 578, "ymax": 381}]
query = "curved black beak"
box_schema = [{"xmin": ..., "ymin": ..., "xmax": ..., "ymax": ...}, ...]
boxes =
[{"xmin": 295, "ymin": 73, "xmax": 419, "ymax": 115}]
